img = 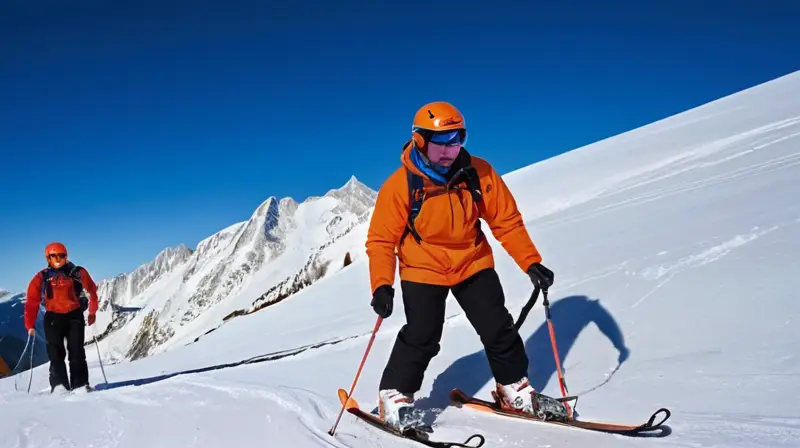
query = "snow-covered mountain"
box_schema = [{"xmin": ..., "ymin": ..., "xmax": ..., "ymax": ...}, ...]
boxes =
[
  {"xmin": 2, "ymin": 71, "xmax": 799, "ymax": 448},
  {"xmin": 0, "ymin": 290, "xmax": 50, "ymax": 375},
  {"xmin": 92, "ymin": 175, "xmax": 377, "ymax": 362}
]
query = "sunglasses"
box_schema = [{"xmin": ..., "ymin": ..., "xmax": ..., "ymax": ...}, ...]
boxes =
[{"xmin": 48, "ymin": 253, "xmax": 67, "ymax": 259}]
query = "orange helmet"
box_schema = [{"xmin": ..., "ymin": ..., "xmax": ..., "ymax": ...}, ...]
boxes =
[
  {"xmin": 45, "ymin": 242, "xmax": 68, "ymax": 268},
  {"xmin": 411, "ymin": 101, "xmax": 468, "ymax": 150}
]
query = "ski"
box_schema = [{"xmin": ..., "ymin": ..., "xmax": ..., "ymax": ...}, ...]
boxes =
[
  {"xmin": 449, "ymin": 388, "xmax": 671, "ymax": 437},
  {"xmin": 336, "ymin": 388, "xmax": 485, "ymax": 448}
]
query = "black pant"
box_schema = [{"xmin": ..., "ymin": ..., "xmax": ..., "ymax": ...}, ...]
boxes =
[
  {"xmin": 44, "ymin": 309, "xmax": 88, "ymax": 390},
  {"xmin": 379, "ymin": 268, "xmax": 528, "ymax": 394}
]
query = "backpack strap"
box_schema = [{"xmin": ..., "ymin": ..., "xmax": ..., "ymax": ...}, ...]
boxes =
[
  {"xmin": 40, "ymin": 268, "xmax": 54, "ymax": 301},
  {"xmin": 68, "ymin": 265, "xmax": 85, "ymax": 295},
  {"xmin": 39, "ymin": 265, "xmax": 85, "ymax": 302},
  {"xmin": 67, "ymin": 264, "xmax": 82, "ymax": 281},
  {"xmin": 398, "ymin": 165, "xmax": 486, "ymax": 247},
  {"xmin": 446, "ymin": 165, "xmax": 486, "ymax": 246},
  {"xmin": 447, "ymin": 165, "xmax": 483, "ymax": 206},
  {"xmin": 400, "ymin": 169, "xmax": 425, "ymax": 245}
]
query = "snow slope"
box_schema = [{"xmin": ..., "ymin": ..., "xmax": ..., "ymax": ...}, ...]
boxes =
[{"xmin": 2, "ymin": 70, "xmax": 799, "ymax": 447}]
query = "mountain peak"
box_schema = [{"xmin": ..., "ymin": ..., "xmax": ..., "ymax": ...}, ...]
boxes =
[
  {"xmin": 319, "ymin": 175, "xmax": 378, "ymax": 218},
  {"xmin": 342, "ymin": 175, "xmax": 363, "ymax": 189},
  {"xmin": 325, "ymin": 175, "xmax": 375, "ymax": 197}
]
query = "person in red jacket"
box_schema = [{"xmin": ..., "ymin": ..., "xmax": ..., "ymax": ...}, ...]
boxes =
[{"xmin": 24, "ymin": 242, "xmax": 99, "ymax": 392}]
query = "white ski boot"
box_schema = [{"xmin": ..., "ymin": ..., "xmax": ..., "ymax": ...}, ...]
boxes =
[
  {"xmin": 495, "ymin": 377, "xmax": 569, "ymax": 421},
  {"xmin": 378, "ymin": 389, "xmax": 418, "ymax": 430}
]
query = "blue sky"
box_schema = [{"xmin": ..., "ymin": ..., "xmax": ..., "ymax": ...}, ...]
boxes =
[{"xmin": 1, "ymin": 0, "xmax": 798, "ymax": 292}]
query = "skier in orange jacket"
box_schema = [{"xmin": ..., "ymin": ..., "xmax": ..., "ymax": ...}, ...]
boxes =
[
  {"xmin": 365, "ymin": 101, "xmax": 561, "ymax": 429},
  {"xmin": 24, "ymin": 242, "xmax": 99, "ymax": 393}
]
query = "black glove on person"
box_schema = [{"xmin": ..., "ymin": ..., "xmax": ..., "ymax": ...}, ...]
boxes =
[
  {"xmin": 371, "ymin": 285, "xmax": 394, "ymax": 318},
  {"xmin": 527, "ymin": 262, "xmax": 555, "ymax": 290}
]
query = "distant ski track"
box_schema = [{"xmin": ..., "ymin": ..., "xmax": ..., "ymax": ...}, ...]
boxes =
[
  {"xmin": 87, "ymin": 333, "xmax": 365, "ymax": 394},
  {"xmin": 537, "ymin": 150, "xmax": 800, "ymax": 229},
  {"xmin": 639, "ymin": 225, "xmax": 781, "ymax": 280},
  {"xmin": 91, "ymin": 307, "xmax": 486, "ymax": 396},
  {"xmin": 550, "ymin": 262, "xmax": 631, "ymax": 292},
  {"xmin": 631, "ymin": 272, "xmax": 675, "ymax": 308}
]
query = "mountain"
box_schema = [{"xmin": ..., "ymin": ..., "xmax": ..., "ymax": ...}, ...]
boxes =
[
  {"xmin": 92, "ymin": 175, "xmax": 377, "ymax": 362},
  {"xmin": 0, "ymin": 290, "xmax": 49, "ymax": 376},
  {"xmin": 2, "ymin": 71, "xmax": 799, "ymax": 447}
]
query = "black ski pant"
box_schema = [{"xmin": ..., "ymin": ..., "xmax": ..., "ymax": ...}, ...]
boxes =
[
  {"xmin": 44, "ymin": 309, "xmax": 89, "ymax": 390},
  {"xmin": 379, "ymin": 268, "xmax": 528, "ymax": 394}
]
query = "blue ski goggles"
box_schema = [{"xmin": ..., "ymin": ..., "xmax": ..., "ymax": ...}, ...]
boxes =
[{"xmin": 428, "ymin": 129, "xmax": 467, "ymax": 146}]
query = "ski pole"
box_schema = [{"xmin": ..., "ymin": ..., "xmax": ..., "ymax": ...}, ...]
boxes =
[
  {"xmin": 12, "ymin": 334, "xmax": 31, "ymax": 392},
  {"xmin": 541, "ymin": 289, "xmax": 573, "ymax": 417},
  {"xmin": 12, "ymin": 334, "xmax": 32, "ymax": 376},
  {"xmin": 92, "ymin": 325, "xmax": 108, "ymax": 384},
  {"xmin": 27, "ymin": 332, "xmax": 35, "ymax": 393},
  {"xmin": 328, "ymin": 315, "xmax": 383, "ymax": 437}
]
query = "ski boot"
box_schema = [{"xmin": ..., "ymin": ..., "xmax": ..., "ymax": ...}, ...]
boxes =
[
  {"xmin": 494, "ymin": 377, "xmax": 569, "ymax": 422},
  {"xmin": 378, "ymin": 389, "xmax": 431, "ymax": 432},
  {"xmin": 71, "ymin": 384, "xmax": 93, "ymax": 394},
  {"xmin": 50, "ymin": 385, "xmax": 72, "ymax": 395}
]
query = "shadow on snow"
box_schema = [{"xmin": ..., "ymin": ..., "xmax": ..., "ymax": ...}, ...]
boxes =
[
  {"xmin": 416, "ymin": 295, "xmax": 630, "ymax": 410},
  {"xmin": 93, "ymin": 335, "xmax": 358, "ymax": 392},
  {"xmin": 406, "ymin": 294, "xmax": 668, "ymax": 436}
]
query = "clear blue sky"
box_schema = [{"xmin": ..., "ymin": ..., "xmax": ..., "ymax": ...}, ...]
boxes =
[{"xmin": 1, "ymin": 0, "xmax": 798, "ymax": 292}]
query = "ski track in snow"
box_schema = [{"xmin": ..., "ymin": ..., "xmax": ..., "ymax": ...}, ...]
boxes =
[
  {"xmin": 639, "ymin": 225, "xmax": 781, "ymax": 281},
  {"xmin": 631, "ymin": 271, "xmax": 676, "ymax": 308},
  {"xmin": 536, "ymin": 149, "xmax": 800, "ymax": 230},
  {"xmin": 3, "ymin": 72, "xmax": 800, "ymax": 447}
]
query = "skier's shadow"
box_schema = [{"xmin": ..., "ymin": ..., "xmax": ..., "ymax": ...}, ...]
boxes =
[{"xmin": 415, "ymin": 295, "xmax": 630, "ymax": 417}]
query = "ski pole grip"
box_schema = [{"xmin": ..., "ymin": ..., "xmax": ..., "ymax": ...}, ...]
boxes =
[{"xmin": 542, "ymin": 289, "xmax": 552, "ymax": 319}]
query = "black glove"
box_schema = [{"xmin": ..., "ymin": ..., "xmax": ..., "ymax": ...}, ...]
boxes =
[
  {"xmin": 527, "ymin": 262, "xmax": 554, "ymax": 290},
  {"xmin": 371, "ymin": 285, "xmax": 394, "ymax": 318}
]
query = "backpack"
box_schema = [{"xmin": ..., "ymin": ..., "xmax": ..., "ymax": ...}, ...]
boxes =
[
  {"xmin": 40, "ymin": 264, "xmax": 88, "ymax": 312},
  {"xmin": 400, "ymin": 164, "xmax": 485, "ymax": 246}
]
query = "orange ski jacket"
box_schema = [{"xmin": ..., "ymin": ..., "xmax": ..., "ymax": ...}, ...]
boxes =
[{"xmin": 365, "ymin": 143, "xmax": 542, "ymax": 293}]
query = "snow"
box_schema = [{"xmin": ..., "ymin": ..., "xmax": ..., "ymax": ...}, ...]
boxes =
[{"xmin": 2, "ymin": 70, "xmax": 800, "ymax": 447}]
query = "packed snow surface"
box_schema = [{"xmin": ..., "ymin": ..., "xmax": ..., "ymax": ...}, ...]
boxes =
[{"xmin": 2, "ymin": 71, "xmax": 800, "ymax": 447}]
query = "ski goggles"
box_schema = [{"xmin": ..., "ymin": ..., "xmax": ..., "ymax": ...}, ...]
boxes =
[
  {"xmin": 415, "ymin": 127, "xmax": 467, "ymax": 146},
  {"xmin": 428, "ymin": 129, "xmax": 467, "ymax": 146}
]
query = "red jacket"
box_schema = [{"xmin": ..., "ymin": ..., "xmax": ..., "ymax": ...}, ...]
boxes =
[{"xmin": 24, "ymin": 264, "xmax": 99, "ymax": 330}]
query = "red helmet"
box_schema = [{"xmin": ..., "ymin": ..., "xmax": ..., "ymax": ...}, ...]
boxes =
[{"xmin": 45, "ymin": 242, "xmax": 68, "ymax": 268}]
